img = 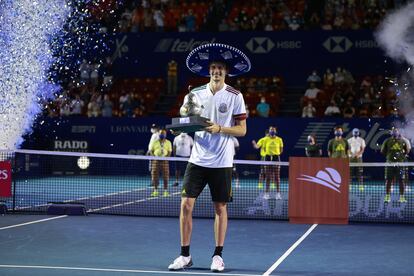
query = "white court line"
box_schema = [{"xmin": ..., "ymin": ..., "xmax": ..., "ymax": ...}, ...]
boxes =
[
  {"xmin": 88, "ymin": 191, "xmax": 181, "ymax": 212},
  {"xmin": 0, "ymin": 265, "xmax": 262, "ymax": 276},
  {"xmin": 0, "ymin": 215, "xmax": 68, "ymax": 231},
  {"xmin": 262, "ymin": 224, "xmax": 318, "ymax": 276},
  {"xmin": 15, "ymin": 187, "xmax": 151, "ymax": 211}
]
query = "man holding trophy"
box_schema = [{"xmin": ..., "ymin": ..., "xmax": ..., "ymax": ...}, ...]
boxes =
[{"xmin": 167, "ymin": 43, "xmax": 250, "ymax": 272}]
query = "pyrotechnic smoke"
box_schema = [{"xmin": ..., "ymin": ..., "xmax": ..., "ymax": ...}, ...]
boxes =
[
  {"xmin": 376, "ymin": 2, "xmax": 414, "ymax": 66},
  {"xmin": 376, "ymin": 3, "xmax": 414, "ymax": 146},
  {"xmin": 0, "ymin": 0, "xmax": 69, "ymax": 150}
]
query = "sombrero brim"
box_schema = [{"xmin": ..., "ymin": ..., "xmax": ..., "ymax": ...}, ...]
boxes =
[{"xmin": 186, "ymin": 43, "xmax": 251, "ymax": 77}]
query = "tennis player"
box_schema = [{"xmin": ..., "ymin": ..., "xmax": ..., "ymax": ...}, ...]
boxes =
[{"xmin": 168, "ymin": 43, "xmax": 250, "ymax": 272}]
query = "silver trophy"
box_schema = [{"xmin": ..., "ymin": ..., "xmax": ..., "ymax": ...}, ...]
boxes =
[{"xmin": 166, "ymin": 92, "xmax": 209, "ymax": 133}]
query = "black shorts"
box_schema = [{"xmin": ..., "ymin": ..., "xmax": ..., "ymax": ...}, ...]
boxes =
[{"xmin": 182, "ymin": 163, "xmax": 233, "ymax": 202}]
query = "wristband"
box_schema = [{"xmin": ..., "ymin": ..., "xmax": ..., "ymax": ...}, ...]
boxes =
[{"xmin": 218, "ymin": 125, "xmax": 221, "ymax": 133}]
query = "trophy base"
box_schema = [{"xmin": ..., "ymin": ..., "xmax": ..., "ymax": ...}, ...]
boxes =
[{"xmin": 166, "ymin": 116, "xmax": 210, "ymax": 133}]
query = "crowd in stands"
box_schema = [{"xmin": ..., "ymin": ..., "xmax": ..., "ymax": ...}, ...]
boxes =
[
  {"xmin": 301, "ymin": 67, "xmax": 400, "ymax": 118},
  {"xmin": 43, "ymin": 0, "xmax": 407, "ymax": 119},
  {"xmin": 89, "ymin": 0, "xmax": 408, "ymax": 33}
]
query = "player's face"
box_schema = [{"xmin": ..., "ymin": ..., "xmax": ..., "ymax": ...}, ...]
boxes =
[{"xmin": 209, "ymin": 62, "xmax": 227, "ymax": 82}]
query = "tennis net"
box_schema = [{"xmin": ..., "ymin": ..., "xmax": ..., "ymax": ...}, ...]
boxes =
[{"xmin": 0, "ymin": 149, "xmax": 413, "ymax": 223}]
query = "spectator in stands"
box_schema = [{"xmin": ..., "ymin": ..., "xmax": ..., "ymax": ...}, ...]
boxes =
[
  {"xmin": 304, "ymin": 82, "xmax": 321, "ymax": 100},
  {"xmin": 342, "ymin": 68, "xmax": 355, "ymax": 85},
  {"xmin": 120, "ymin": 94, "xmax": 134, "ymax": 117},
  {"xmin": 381, "ymin": 127, "xmax": 407, "ymax": 203},
  {"xmin": 149, "ymin": 128, "xmax": 172, "ymax": 197},
  {"xmin": 327, "ymin": 126, "xmax": 349, "ymax": 158},
  {"xmin": 70, "ymin": 95, "xmax": 84, "ymax": 116},
  {"xmin": 358, "ymin": 104, "xmax": 370, "ymax": 117},
  {"xmin": 101, "ymin": 94, "xmax": 113, "ymax": 117},
  {"xmin": 343, "ymin": 101, "xmax": 356, "ymax": 118},
  {"xmin": 302, "ymin": 102, "xmax": 316, "ymax": 118},
  {"xmin": 256, "ymin": 96, "xmax": 270, "ymax": 117},
  {"xmin": 173, "ymin": 132, "xmax": 194, "ymax": 186},
  {"xmin": 307, "ymin": 70, "xmax": 321, "ymax": 83},
  {"xmin": 101, "ymin": 57, "xmax": 114, "ymax": 92},
  {"xmin": 90, "ymin": 62, "xmax": 100, "ymax": 88},
  {"xmin": 305, "ymin": 134, "xmax": 322, "ymax": 157},
  {"xmin": 87, "ymin": 96, "xmax": 101, "ymax": 117},
  {"xmin": 323, "ymin": 68, "xmax": 334, "ymax": 87},
  {"xmin": 185, "ymin": 9, "xmax": 197, "ymax": 32},
  {"xmin": 167, "ymin": 60, "xmax": 178, "ymax": 95},
  {"xmin": 334, "ymin": 67, "xmax": 345, "ymax": 84},
  {"xmin": 79, "ymin": 59, "xmax": 91, "ymax": 85},
  {"xmin": 143, "ymin": 8, "xmax": 153, "ymax": 31},
  {"xmin": 59, "ymin": 98, "xmax": 71, "ymax": 117},
  {"xmin": 119, "ymin": 91, "xmax": 128, "ymax": 107},
  {"xmin": 218, "ymin": 19, "xmax": 230, "ymax": 31},
  {"xmin": 153, "ymin": 6, "xmax": 165, "ymax": 32},
  {"xmin": 79, "ymin": 85, "xmax": 91, "ymax": 105},
  {"xmin": 348, "ymin": 128, "xmax": 366, "ymax": 191},
  {"xmin": 324, "ymin": 101, "xmax": 341, "ymax": 117}
]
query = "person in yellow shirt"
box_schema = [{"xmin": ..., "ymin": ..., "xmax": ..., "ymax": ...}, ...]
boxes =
[
  {"xmin": 253, "ymin": 126, "xmax": 283, "ymax": 200},
  {"xmin": 149, "ymin": 129, "xmax": 172, "ymax": 197},
  {"xmin": 251, "ymin": 129, "xmax": 269, "ymax": 189}
]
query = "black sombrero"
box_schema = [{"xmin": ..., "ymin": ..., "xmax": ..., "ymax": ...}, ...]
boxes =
[{"xmin": 186, "ymin": 43, "xmax": 251, "ymax": 77}]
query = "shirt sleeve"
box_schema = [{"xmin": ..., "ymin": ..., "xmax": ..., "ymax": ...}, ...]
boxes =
[{"xmin": 233, "ymin": 93, "xmax": 247, "ymax": 121}]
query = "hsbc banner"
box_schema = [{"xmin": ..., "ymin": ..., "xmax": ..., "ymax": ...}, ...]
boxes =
[
  {"xmin": 107, "ymin": 30, "xmax": 392, "ymax": 86},
  {"xmin": 288, "ymin": 157, "xmax": 349, "ymax": 224},
  {"xmin": 0, "ymin": 161, "xmax": 12, "ymax": 197}
]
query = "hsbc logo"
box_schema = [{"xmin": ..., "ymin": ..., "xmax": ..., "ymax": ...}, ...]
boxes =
[
  {"xmin": 323, "ymin": 36, "xmax": 353, "ymax": 53},
  {"xmin": 246, "ymin": 37, "xmax": 274, "ymax": 53},
  {"xmin": 297, "ymin": 167, "xmax": 342, "ymax": 193},
  {"xmin": 0, "ymin": 170, "xmax": 8, "ymax": 180}
]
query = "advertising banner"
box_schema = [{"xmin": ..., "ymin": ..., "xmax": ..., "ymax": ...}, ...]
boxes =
[{"xmin": 289, "ymin": 157, "xmax": 349, "ymax": 224}]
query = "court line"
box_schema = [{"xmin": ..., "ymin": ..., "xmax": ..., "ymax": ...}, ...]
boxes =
[
  {"xmin": 0, "ymin": 265, "xmax": 262, "ymax": 276},
  {"xmin": 262, "ymin": 224, "xmax": 318, "ymax": 275},
  {"xmin": 88, "ymin": 191, "xmax": 181, "ymax": 212},
  {"xmin": 0, "ymin": 215, "xmax": 67, "ymax": 231},
  {"xmin": 15, "ymin": 187, "xmax": 151, "ymax": 211}
]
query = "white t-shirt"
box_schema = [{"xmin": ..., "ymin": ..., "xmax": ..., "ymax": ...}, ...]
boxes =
[
  {"xmin": 304, "ymin": 87, "xmax": 320, "ymax": 99},
  {"xmin": 173, "ymin": 133, "xmax": 194, "ymax": 157},
  {"xmin": 185, "ymin": 83, "xmax": 247, "ymax": 168},
  {"xmin": 347, "ymin": 136, "xmax": 366, "ymax": 157},
  {"xmin": 232, "ymin": 137, "xmax": 239, "ymax": 156}
]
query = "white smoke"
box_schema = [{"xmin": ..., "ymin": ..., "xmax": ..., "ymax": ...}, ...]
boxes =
[
  {"xmin": 375, "ymin": 3, "xmax": 414, "ymax": 147},
  {"xmin": 0, "ymin": 0, "xmax": 69, "ymax": 150},
  {"xmin": 376, "ymin": 2, "xmax": 414, "ymax": 66}
]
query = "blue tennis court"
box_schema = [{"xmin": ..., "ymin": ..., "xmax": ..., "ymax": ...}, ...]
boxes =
[
  {"xmin": 1, "ymin": 152, "xmax": 414, "ymax": 275},
  {"xmin": 1, "ymin": 215, "xmax": 413, "ymax": 276}
]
